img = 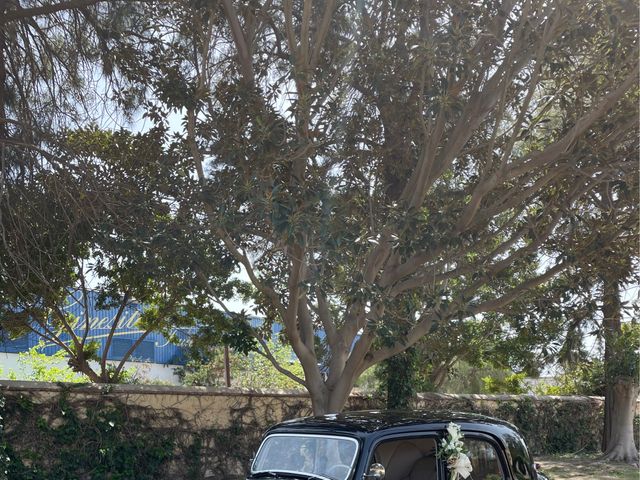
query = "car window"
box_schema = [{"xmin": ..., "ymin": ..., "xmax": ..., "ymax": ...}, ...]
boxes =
[
  {"xmin": 252, "ymin": 434, "xmax": 358, "ymax": 480},
  {"xmin": 370, "ymin": 437, "xmax": 438, "ymax": 480},
  {"xmin": 464, "ymin": 438, "xmax": 506, "ymax": 480}
]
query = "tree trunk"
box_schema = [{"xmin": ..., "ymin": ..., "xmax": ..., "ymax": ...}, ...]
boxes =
[
  {"xmin": 305, "ymin": 370, "xmax": 360, "ymax": 416},
  {"xmin": 600, "ymin": 272, "xmax": 638, "ymax": 464},
  {"xmin": 69, "ymin": 356, "xmax": 100, "ymax": 383},
  {"xmin": 601, "ymin": 378, "xmax": 639, "ymax": 464},
  {"xmin": 602, "ymin": 274, "xmax": 621, "ymax": 453},
  {"xmin": 429, "ymin": 362, "xmax": 451, "ymax": 391}
]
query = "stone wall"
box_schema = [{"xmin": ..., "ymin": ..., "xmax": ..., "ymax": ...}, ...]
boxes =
[{"xmin": 0, "ymin": 381, "xmax": 635, "ymax": 479}]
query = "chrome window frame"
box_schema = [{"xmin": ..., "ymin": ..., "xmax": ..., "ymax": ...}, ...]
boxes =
[{"xmin": 251, "ymin": 433, "xmax": 360, "ymax": 480}]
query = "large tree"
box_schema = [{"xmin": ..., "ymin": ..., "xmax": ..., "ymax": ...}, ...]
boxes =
[
  {"xmin": 0, "ymin": 2, "xmax": 241, "ymax": 382},
  {"xmin": 0, "ymin": 126, "xmax": 240, "ymax": 382},
  {"xmin": 486, "ymin": 167, "xmax": 639, "ymax": 463},
  {"xmin": 125, "ymin": 0, "xmax": 639, "ymax": 414},
  {"xmin": 3, "ymin": 0, "xmax": 637, "ymax": 413}
]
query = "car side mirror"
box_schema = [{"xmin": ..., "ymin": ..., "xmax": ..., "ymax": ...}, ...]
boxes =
[{"xmin": 363, "ymin": 463, "xmax": 385, "ymax": 479}]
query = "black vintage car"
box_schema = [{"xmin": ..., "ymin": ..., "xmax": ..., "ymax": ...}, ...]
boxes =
[{"xmin": 247, "ymin": 410, "xmax": 548, "ymax": 480}]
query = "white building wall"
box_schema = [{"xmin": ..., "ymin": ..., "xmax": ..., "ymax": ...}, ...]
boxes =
[{"xmin": 0, "ymin": 352, "xmax": 182, "ymax": 385}]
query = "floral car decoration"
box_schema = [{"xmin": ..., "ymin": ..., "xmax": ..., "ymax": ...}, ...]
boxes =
[{"xmin": 438, "ymin": 422, "xmax": 473, "ymax": 479}]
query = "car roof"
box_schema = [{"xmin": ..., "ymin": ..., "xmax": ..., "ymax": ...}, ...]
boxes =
[
  {"xmin": 268, "ymin": 410, "xmax": 517, "ymax": 436},
  {"xmin": 264, "ymin": 410, "xmax": 535, "ymax": 471}
]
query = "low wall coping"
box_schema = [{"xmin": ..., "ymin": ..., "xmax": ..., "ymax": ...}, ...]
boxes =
[
  {"xmin": 415, "ymin": 391, "xmax": 608, "ymax": 403},
  {"xmin": 0, "ymin": 380, "xmax": 313, "ymax": 398},
  {"xmin": 0, "ymin": 380, "xmax": 613, "ymax": 404}
]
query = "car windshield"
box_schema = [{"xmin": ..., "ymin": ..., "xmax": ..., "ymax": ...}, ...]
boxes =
[{"xmin": 251, "ymin": 434, "xmax": 359, "ymax": 480}]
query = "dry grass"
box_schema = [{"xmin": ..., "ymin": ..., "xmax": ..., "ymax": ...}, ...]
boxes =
[{"xmin": 536, "ymin": 454, "xmax": 639, "ymax": 480}]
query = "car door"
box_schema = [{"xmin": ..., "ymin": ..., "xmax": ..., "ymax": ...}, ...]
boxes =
[
  {"xmin": 454, "ymin": 432, "xmax": 511, "ymax": 480},
  {"xmin": 362, "ymin": 430, "xmax": 515, "ymax": 480},
  {"xmin": 365, "ymin": 433, "xmax": 443, "ymax": 480}
]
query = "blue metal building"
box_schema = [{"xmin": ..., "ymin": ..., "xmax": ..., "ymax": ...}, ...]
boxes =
[{"xmin": 0, "ymin": 291, "xmax": 193, "ymax": 365}]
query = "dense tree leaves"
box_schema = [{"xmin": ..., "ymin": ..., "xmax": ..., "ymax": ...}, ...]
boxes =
[
  {"xmin": 1, "ymin": 0, "xmax": 637, "ymax": 414},
  {"xmin": 132, "ymin": 0, "xmax": 638, "ymax": 413},
  {"xmin": 484, "ymin": 98, "xmax": 638, "ymax": 461},
  {"xmin": 0, "ymin": 127, "xmax": 241, "ymax": 381}
]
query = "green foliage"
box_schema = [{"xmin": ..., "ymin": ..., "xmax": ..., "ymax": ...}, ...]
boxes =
[
  {"xmin": 178, "ymin": 340, "xmax": 306, "ymax": 390},
  {"xmin": 441, "ymin": 362, "xmax": 515, "ymax": 394},
  {"xmin": 492, "ymin": 397, "xmax": 602, "ymax": 455},
  {"xmin": 232, "ymin": 342, "xmax": 305, "ymax": 390},
  {"xmin": 534, "ymin": 362, "xmax": 605, "ymax": 396},
  {"xmin": 481, "ymin": 373, "xmax": 528, "ymax": 395},
  {"xmin": 0, "ymin": 126, "xmax": 243, "ymax": 383},
  {"xmin": 176, "ymin": 354, "xmax": 225, "ymax": 387},
  {"xmin": 606, "ymin": 323, "xmax": 640, "ymax": 383},
  {"xmin": 4, "ymin": 393, "xmax": 174, "ymax": 480},
  {"xmin": 15, "ymin": 344, "xmax": 87, "ymax": 383},
  {"xmin": 377, "ymin": 347, "xmax": 421, "ymax": 409},
  {"xmin": 353, "ymin": 367, "xmax": 381, "ymax": 392}
]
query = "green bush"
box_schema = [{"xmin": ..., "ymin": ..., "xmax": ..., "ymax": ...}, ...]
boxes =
[
  {"xmin": 3, "ymin": 392, "xmax": 174, "ymax": 479},
  {"xmin": 178, "ymin": 340, "xmax": 306, "ymax": 390},
  {"xmin": 416, "ymin": 393, "xmax": 604, "ymax": 455},
  {"xmin": 232, "ymin": 341, "xmax": 306, "ymax": 390},
  {"xmin": 14, "ymin": 344, "xmax": 87, "ymax": 383},
  {"xmin": 481, "ymin": 372, "xmax": 528, "ymax": 394},
  {"xmin": 493, "ymin": 397, "xmax": 602, "ymax": 455},
  {"xmin": 606, "ymin": 323, "xmax": 640, "ymax": 382},
  {"xmin": 534, "ymin": 361, "xmax": 605, "ymax": 396}
]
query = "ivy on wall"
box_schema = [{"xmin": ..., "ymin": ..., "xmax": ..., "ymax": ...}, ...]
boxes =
[
  {"xmin": 0, "ymin": 395, "xmax": 9, "ymax": 480},
  {"xmin": 4, "ymin": 391, "xmax": 174, "ymax": 479},
  {"xmin": 1, "ymin": 386, "xmax": 637, "ymax": 479},
  {"xmin": 413, "ymin": 394, "xmax": 640, "ymax": 456},
  {"xmin": 0, "ymin": 387, "xmax": 312, "ymax": 480}
]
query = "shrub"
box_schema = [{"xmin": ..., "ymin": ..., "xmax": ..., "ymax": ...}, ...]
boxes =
[{"xmin": 481, "ymin": 372, "xmax": 528, "ymax": 394}]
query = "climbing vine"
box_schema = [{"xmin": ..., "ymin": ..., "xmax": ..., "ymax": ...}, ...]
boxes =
[
  {"xmin": 4, "ymin": 391, "xmax": 174, "ymax": 479},
  {"xmin": 0, "ymin": 387, "xmax": 312, "ymax": 479},
  {"xmin": 0, "ymin": 395, "xmax": 8, "ymax": 480},
  {"xmin": 0, "ymin": 385, "xmax": 630, "ymax": 478}
]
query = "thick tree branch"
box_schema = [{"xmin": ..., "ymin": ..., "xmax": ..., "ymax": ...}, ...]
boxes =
[
  {"xmin": 470, "ymin": 262, "xmax": 568, "ymax": 314},
  {"xmin": 255, "ymin": 335, "xmax": 306, "ymax": 387},
  {"xmin": 2, "ymin": 0, "xmax": 102, "ymax": 23},
  {"xmin": 100, "ymin": 291, "xmax": 130, "ymax": 377},
  {"xmin": 505, "ymin": 63, "xmax": 639, "ymax": 181},
  {"xmin": 221, "ymin": 0, "xmax": 255, "ymax": 84},
  {"xmin": 309, "ymin": 0, "xmax": 336, "ymax": 69},
  {"xmin": 315, "ymin": 287, "xmax": 338, "ymax": 346},
  {"xmin": 113, "ymin": 328, "xmax": 152, "ymax": 379}
]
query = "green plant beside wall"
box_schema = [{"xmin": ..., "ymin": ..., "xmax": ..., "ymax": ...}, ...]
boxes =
[
  {"xmin": 533, "ymin": 361, "xmax": 605, "ymax": 396},
  {"xmin": 3, "ymin": 391, "xmax": 175, "ymax": 480},
  {"xmin": 481, "ymin": 372, "xmax": 528, "ymax": 394},
  {"xmin": 178, "ymin": 340, "xmax": 306, "ymax": 390},
  {"xmin": 0, "ymin": 395, "xmax": 8, "ymax": 480},
  {"xmin": 16, "ymin": 344, "xmax": 88, "ymax": 383},
  {"xmin": 377, "ymin": 347, "xmax": 420, "ymax": 409}
]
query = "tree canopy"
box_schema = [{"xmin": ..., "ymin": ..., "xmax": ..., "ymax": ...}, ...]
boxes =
[
  {"xmin": 149, "ymin": 0, "xmax": 637, "ymax": 413},
  {"xmin": 1, "ymin": 0, "xmax": 637, "ymax": 415}
]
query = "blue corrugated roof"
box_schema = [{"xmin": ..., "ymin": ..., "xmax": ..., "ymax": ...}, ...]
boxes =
[
  {"xmin": 1, "ymin": 293, "xmax": 329, "ymax": 367},
  {"xmin": 1, "ymin": 291, "xmax": 194, "ymax": 365}
]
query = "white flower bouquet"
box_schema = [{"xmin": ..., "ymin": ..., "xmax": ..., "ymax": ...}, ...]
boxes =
[{"xmin": 437, "ymin": 422, "xmax": 473, "ymax": 480}]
